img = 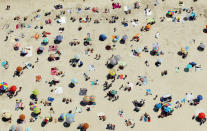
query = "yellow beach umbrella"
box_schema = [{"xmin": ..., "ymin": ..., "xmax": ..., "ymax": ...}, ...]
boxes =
[{"xmin": 109, "ymin": 69, "xmax": 116, "ymax": 76}]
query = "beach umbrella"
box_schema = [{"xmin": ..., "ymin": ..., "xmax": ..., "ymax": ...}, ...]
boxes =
[
  {"xmin": 198, "ymin": 112, "xmax": 205, "ymax": 119},
  {"xmin": 10, "ymin": 85, "xmax": 17, "ymax": 92},
  {"xmin": 56, "ymin": 35, "xmax": 63, "ymax": 41},
  {"xmin": 197, "ymin": 95, "xmax": 203, "ymax": 101},
  {"xmin": 1, "ymin": 61, "xmax": 7, "ymax": 67},
  {"xmin": 16, "ymin": 126, "xmax": 23, "ymax": 131},
  {"xmin": 109, "ymin": 69, "xmax": 116, "ymax": 76},
  {"xmin": 157, "ymin": 58, "xmax": 163, "ymax": 63},
  {"xmin": 185, "ymin": 46, "xmax": 189, "ymax": 52},
  {"xmin": 10, "ymin": 125, "xmax": 16, "ymax": 131},
  {"xmin": 147, "ymin": 18, "xmax": 155, "ymax": 23},
  {"xmin": 30, "ymin": 103, "xmax": 37, "ymax": 110},
  {"xmin": 16, "ymin": 66, "xmax": 23, "ymax": 72},
  {"xmin": 34, "ymin": 33, "xmax": 39, "ymax": 39},
  {"xmin": 19, "ymin": 114, "xmax": 25, "ymax": 121},
  {"xmin": 119, "ymin": 61, "xmax": 127, "ymax": 67},
  {"xmin": 110, "ymin": 90, "xmax": 117, "ymax": 95},
  {"xmin": 33, "ymin": 108, "xmax": 40, "ymax": 114},
  {"xmin": 0, "ymin": 82, "xmax": 8, "ymax": 91},
  {"xmin": 110, "ymin": 58, "xmax": 117, "ymax": 65},
  {"xmin": 164, "ymin": 106, "xmax": 171, "ymax": 113},
  {"xmin": 122, "ymin": 35, "xmax": 128, "ymax": 40},
  {"xmin": 83, "ymin": 96, "xmax": 90, "ymax": 102},
  {"xmin": 59, "ymin": 113, "xmax": 65, "ymax": 120},
  {"xmin": 2, "ymin": 112, "xmax": 12, "ymax": 119},
  {"xmin": 66, "ymin": 113, "xmax": 75, "ymax": 123},
  {"xmin": 114, "ymin": 55, "xmax": 121, "ymax": 61},
  {"xmin": 99, "ymin": 34, "xmax": 107, "ymax": 41},
  {"xmin": 136, "ymin": 48, "xmax": 142, "ymax": 53},
  {"xmin": 75, "ymin": 54, "xmax": 81, "ymax": 60},
  {"xmin": 32, "ymin": 89, "xmax": 39, "ymax": 96},
  {"xmin": 86, "ymin": 37, "xmax": 91, "ymax": 42},
  {"xmin": 43, "ymin": 38, "xmax": 48, "ymax": 43},
  {"xmin": 72, "ymin": 78, "xmax": 78, "ymax": 84},
  {"xmin": 155, "ymin": 103, "xmax": 162, "ymax": 109},
  {"xmin": 25, "ymin": 128, "xmax": 32, "ymax": 131},
  {"xmin": 90, "ymin": 95, "xmax": 96, "ymax": 102},
  {"xmin": 82, "ymin": 123, "xmax": 89, "ymax": 129},
  {"xmin": 199, "ymin": 43, "xmax": 205, "ymax": 49},
  {"xmin": 186, "ymin": 64, "xmax": 192, "ymax": 69}
]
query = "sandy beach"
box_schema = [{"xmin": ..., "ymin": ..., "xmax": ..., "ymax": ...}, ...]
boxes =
[{"xmin": 0, "ymin": 0, "xmax": 207, "ymax": 131}]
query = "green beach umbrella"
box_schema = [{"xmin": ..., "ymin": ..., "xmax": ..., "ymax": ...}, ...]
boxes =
[
  {"xmin": 32, "ymin": 89, "xmax": 39, "ymax": 96},
  {"xmin": 43, "ymin": 38, "xmax": 48, "ymax": 43},
  {"xmin": 110, "ymin": 90, "xmax": 117, "ymax": 95},
  {"xmin": 33, "ymin": 108, "xmax": 40, "ymax": 114}
]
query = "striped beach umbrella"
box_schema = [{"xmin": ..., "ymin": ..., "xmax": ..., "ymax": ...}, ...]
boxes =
[
  {"xmin": 90, "ymin": 95, "xmax": 96, "ymax": 102},
  {"xmin": 0, "ymin": 82, "xmax": 8, "ymax": 91},
  {"xmin": 83, "ymin": 96, "xmax": 90, "ymax": 102}
]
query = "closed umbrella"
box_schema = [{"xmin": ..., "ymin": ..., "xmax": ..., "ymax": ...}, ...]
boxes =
[
  {"xmin": 82, "ymin": 123, "xmax": 89, "ymax": 129},
  {"xmin": 10, "ymin": 85, "xmax": 17, "ymax": 92},
  {"xmin": 197, "ymin": 95, "xmax": 203, "ymax": 101},
  {"xmin": 83, "ymin": 96, "xmax": 90, "ymax": 102},
  {"xmin": 19, "ymin": 114, "xmax": 25, "ymax": 121},
  {"xmin": 0, "ymin": 82, "xmax": 8, "ymax": 91},
  {"xmin": 90, "ymin": 95, "xmax": 96, "ymax": 102},
  {"xmin": 32, "ymin": 89, "xmax": 39, "ymax": 96},
  {"xmin": 33, "ymin": 108, "xmax": 41, "ymax": 114},
  {"xmin": 198, "ymin": 112, "xmax": 205, "ymax": 119}
]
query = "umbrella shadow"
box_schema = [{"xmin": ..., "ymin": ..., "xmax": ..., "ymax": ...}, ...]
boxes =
[
  {"xmin": 166, "ymin": 13, "xmax": 172, "ymax": 18},
  {"xmin": 177, "ymin": 51, "xmax": 182, "ymax": 56},
  {"xmin": 63, "ymin": 122, "xmax": 70, "ymax": 128},
  {"xmin": 68, "ymin": 83, "xmax": 75, "ymax": 88},
  {"xmin": 30, "ymin": 94, "xmax": 37, "ymax": 101},
  {"xmin": 80, "ymin": 101, "xmax": 87, "ymax": 106},
  {"xmin": 58, "ymin": 118, "xmax": 64, "ymax": 122},
  {"xmin": 106, "ymin": 64, "xmax": 114, "ymax": 69},
  {"xmin": 197, "ymin": 46, "xmax": 204, "ymax": 51},
  {"xmin": 203, "ymin": 29, "xmax": 207, "ymax": 33},
  {"xmin": 150, "ymin": 50, "xmax": 157, "ymax": 56},
  {"xmin": 17, "ymin": 119, "xmax": 23, "ymax": 124},
  {"xmin": 41, "ymin": 121, "xmax": 47, "ymax": 127},
  {"xmin": 54, "ymin": 39, "xmax": 62, "ymax": 44},
  {"xmin": 184, "ymin": 68, "xmax": 189, "ymax": 72},
  {"xmin": 119, "ymin": 39, "xmax": 125, "ymax": 44}
]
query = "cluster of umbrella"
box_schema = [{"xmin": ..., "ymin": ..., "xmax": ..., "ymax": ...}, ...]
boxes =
[
  {"xmin": 154, "ymin": 95, "xmax": 174, "ymax": 116},
  {"xmin": 0, "ymin": 82, "xmax": 17, "ymax": 94},
  {"xmin": 59, "ymin": 113, "xmax": 75, "ymax": 124},
  {"xmin": 83, "ymin": 95, "xmax": 96, "ymax": 103}
]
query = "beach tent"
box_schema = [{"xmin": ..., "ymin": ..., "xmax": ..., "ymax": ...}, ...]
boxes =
[{"xmin": 99, "ymin": 34, "xmax": 107, "ymax": 41}]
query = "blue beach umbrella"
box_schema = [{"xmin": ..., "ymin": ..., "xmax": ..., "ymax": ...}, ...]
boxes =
[
  {"xmin": 155, "ymin": 103, "xmax": 162, "ymax": 109},
  {"xmin": 99, "ymin": 34, "xmax": 107, "ymax": 41},
  {"xmin": 187, "ymin": 64, "xmax": 192, "ymax": 69},
  {"xmin": 197, "ymin": 95, "xmax": 203, "ymax": 101}
]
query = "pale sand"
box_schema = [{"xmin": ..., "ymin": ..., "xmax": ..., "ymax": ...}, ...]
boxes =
[{"xmin": 0, "ymin": 0, "xmax": 207, "ymax": 131}]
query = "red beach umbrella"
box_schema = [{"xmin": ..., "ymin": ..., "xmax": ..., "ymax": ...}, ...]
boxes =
[
  {"xmin": 198, "ymin": 112, "xmax": 206, "ymax": 119},
  {"xmin": 10, "ymin": 85, "xmax": 17, "ymax": 92}
]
